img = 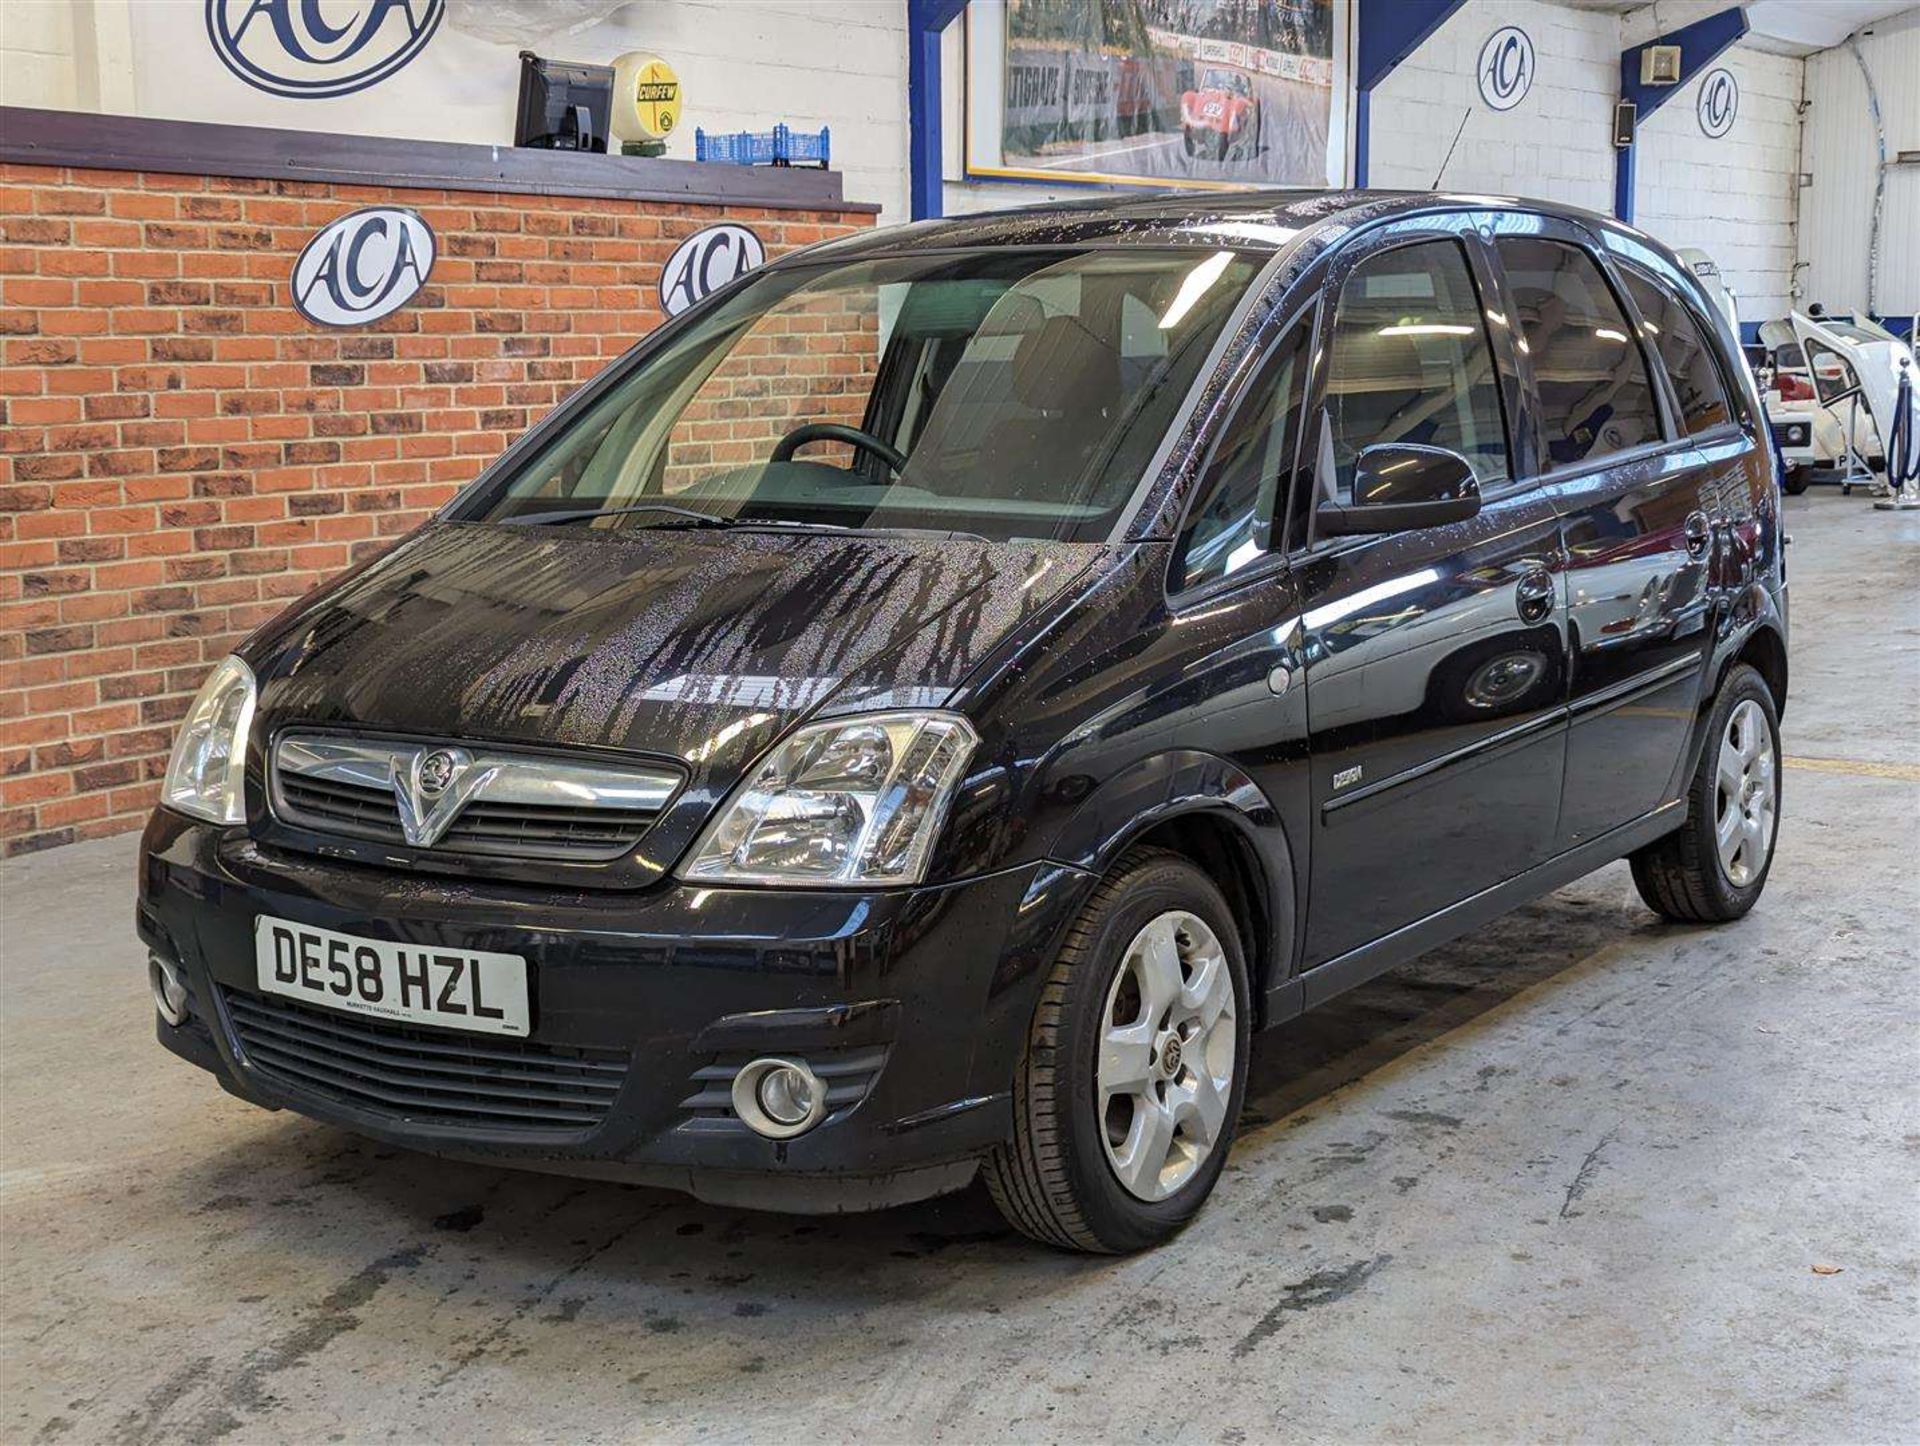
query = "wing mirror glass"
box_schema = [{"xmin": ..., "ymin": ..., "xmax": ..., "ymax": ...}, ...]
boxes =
[{"xmin": 1316, "ymin": 443, "xmax": 1482, "ymax": 537}]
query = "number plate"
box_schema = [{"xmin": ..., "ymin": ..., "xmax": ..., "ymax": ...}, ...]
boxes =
[{"xmin": 253, "ymin": 916, "xmax": 530, "ymax": 1038}]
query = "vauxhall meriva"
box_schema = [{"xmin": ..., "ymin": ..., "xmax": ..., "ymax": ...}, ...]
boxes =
[{"xmin": 141, "ymin": 191, "xmax": 1787, "ymax": 1253}]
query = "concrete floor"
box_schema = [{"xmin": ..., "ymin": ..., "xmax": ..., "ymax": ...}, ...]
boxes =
[{"xmin": 3, "ymin": 491, "xmax": 1916, "ymax": 1444}]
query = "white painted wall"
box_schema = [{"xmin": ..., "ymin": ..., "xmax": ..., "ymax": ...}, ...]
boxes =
[
  {"xmin": 1, "ymin": 0, "xmax": 914, "ymax": 218},
  {"xmin": 1367, "ymin": 0, "xmax": 1620, "ymax": 213},
  {"xmin": 1365, "ymin": 0, "xmax": 1820, "ymax": 330},
  {"xmin": 1637, "ymin": 46, "xmax": 1805, "ymax": 323},
  {"xmin": 0, "ymin": 0, "xmax": 78, "ymax": 108},
  {"xmin": 1798, "ymin": 6, "xmax": 1919, "ymax": 317}
]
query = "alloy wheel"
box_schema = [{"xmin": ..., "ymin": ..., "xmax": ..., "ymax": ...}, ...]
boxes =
[
  {"xmin": 1715, "ymin": 698, "xmax": 1777, "ymax": 886},
  {"xmin": 1096, "ymin": 910, "xmax": 1236, "ymax": 1202}
]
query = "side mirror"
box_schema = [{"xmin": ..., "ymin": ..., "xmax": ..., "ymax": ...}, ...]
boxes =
[{"xmin": 1316, "ymin": 444, "xmax": 1482, "ymax": 537}]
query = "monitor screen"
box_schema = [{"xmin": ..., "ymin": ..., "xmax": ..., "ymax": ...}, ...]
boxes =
[{"xmin": 515, "ymin": 51, "xmax": 613, "ymax": 153}]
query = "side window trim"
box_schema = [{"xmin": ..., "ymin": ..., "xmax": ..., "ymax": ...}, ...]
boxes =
[
  {"xmin": 1462, "ymin": 226, "xmax": 1543, "ymax": 490},
  {"xmin": 1575, "ymin": 236, "xmax": 1684, "ymax": 447},
  {"xmin": 1165, "ymin": 297, "xmax": 1319, "ymax": 602}
]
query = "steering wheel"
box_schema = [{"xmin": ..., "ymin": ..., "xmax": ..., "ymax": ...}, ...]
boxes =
[{"xmin": 768, "ymin": 422, "xmax": 907, "ymax": 475}]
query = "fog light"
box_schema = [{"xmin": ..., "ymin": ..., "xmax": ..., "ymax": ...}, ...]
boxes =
[
  {"xmin": 149, "ymin": 952, "xmax": 190, "ymax": 1026},
  {"xmin": 730, "ymin": 1057, "xmax": 828, "ymax": 1139}
]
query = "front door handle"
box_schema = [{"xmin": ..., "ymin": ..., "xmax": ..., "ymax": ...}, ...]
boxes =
[
  {"xmin": 1684, "ymin": 511, "xmax": 1713, "ymax": 557},
  {"xmin": 1515, "ymin": 568, "xmax": 1555, "ymax": 623}
]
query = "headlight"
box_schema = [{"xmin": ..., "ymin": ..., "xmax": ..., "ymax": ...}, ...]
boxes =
[
  {"xmin": 161, "ymin": 655, "xmax": 257, "ymax": 825},
  {"xmin": 680, "ymin": 711, "xmax": 978, "ymax": 886}
]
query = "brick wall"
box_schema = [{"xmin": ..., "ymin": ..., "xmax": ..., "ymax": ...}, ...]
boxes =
[{"xmin": 0, "ymin": 162, "xmax": 872, "ymax": 855}]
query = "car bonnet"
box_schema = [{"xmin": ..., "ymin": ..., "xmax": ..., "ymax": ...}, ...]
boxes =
[{"xmin": 243, "ymin": 520, "xmax": 1106, "ymax": 791}]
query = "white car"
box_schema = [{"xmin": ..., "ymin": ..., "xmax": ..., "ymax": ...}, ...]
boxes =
[{"xmin": 1758, "ymin": 314, "xmax": 1911, "ymax": 493}]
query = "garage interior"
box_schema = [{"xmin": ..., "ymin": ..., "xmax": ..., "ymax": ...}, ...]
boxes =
[
  {"xmin": 4, "ymin": 498, "xmax": 1916, "ymax": 1439},
  {"xmin": 3, "ymin": 0, "xmax": 1918, "ymax": 1442}
]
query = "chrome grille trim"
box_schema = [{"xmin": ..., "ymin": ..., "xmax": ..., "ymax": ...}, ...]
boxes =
[{"xmin": 270, "ymin": 732, "xmax": 680, "ymax": 863}]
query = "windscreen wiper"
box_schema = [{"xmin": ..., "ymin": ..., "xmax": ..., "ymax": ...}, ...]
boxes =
[
  {"xmin": 498, "ymin": 502, "xmax": 734, "ymax": 528},
  {"xmin": 501, "ymin": 506, "xmax": 861, "ymax": 533},
  {"xmin": 731, "ymin": 521, "xmax": 994, "ymax": 543},
  {"xmin": 497, "ymin": 505, "xmax": 990, "ymax": 544}
]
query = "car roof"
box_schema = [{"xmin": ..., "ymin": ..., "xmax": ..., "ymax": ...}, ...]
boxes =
[{"xmin": 801, "ymin": 189, "xmax": 1641, "ymax": 264}]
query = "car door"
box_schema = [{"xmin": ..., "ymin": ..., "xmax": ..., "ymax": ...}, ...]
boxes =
[
  {"xmin": 1290, "ymin": 218, "xmax": 1569, "ymax": 969},
  {"xmin": 1156, "ymin": 300, "xmax": 1320, "ymax": 996},
  {"xmin": 1489, "ymin": 223, "xmax": 1719, "ymax": 848}
]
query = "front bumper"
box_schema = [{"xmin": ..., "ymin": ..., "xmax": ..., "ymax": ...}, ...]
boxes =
[
  {"xmin": 1770, "ymin": 416, "xmax": 1815, "ymax": 459},
  {"xmin": 138, "ymin": 809, "xmax": 1092, "ymax": 1212}
]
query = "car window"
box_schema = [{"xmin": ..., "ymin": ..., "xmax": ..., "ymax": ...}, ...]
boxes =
[
  {"xmin": 1620, "ymin": 268, "xmax": 1735, "ymax": 436},
  {"xmin": 471, "ymin": 248, "xmax": 1258, "ymax": 543},
  {"xmin": 1496, "ymin": 237, "xmax": 1663, "ymax": 467},
  {"xmin": 1323, "ymin": 239, "xmax": 1511, "ymax": 501},
  {"xmin": 1800, "ymin": 338, "xmax": 1862, "ymax": 408},
  {"xmin": 1176, "ymin": 321, "xmax": 1309, "ymax": 591}
]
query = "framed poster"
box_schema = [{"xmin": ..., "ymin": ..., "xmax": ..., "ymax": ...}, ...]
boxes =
[{"xmin": 966, "ymin": 0, "xmax": 1350, "ymax": 192}]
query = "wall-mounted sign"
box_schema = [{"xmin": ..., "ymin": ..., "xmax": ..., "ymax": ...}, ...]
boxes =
[
  {"xmin": 1477, "ymin": 26, "xmax": 1535, "ymax": 112},
  {"xmin": 205, "ymin": 0, "xmax": 445, "ymax": 99},
  {"xmin": 659, "ymin": 225, "xmax": 765, "ymax": 318},
  {"xmin": 1697, "ymin": 68, "xmax": 1739, "ymax": 138},
  {"xmin": 611, "ymin": 52, "xmax": 681, "ymax": 144},
  {"xmin": 291, "ymin": 208, "xmax": 436, "ymax": 327}
]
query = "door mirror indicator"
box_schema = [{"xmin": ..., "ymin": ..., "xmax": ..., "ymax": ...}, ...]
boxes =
[{"xmin": 1316, "ymin": 444, "xmax": 1483, "ymax": 536}]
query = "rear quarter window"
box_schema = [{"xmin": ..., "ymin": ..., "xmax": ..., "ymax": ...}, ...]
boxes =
[{"xmin": 1620, "ymin": 268, "xmax": 1737, "ymax": 436}]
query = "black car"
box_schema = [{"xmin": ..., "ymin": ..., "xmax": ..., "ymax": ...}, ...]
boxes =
[{"xmin": 141, "ymin": 190, "xmax": 1787, "ymax": 1253}]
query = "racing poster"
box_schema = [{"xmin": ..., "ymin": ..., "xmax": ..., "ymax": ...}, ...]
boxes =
[{"xmin": 969, "ymin": 0, "xmax": 1346, "ymax": 190}]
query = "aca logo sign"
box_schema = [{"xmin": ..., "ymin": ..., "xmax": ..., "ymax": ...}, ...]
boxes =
[
  {"xmin": 291, "ymin": 208, "xmax": 435, "ymax": 327},
  {"xmin": 659, "ymin": 225, "xmax": 766, "ymax": 318},
  {"xmin": 1697, "ymin": 68, "xmax": 1739, "ymax": 138},
  {"xmin": 205, "ymin": 0, "xmax": 444, "ymax": 99},
  {"xmin": 1477, "ymin": 26, "xmax": 1534, "ymax": 112}
]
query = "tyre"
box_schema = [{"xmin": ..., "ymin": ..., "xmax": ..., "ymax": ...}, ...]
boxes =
[
  {"xmin": 1181, "ymin": 127, "xmax": 1197, "ymax": 158},
  {"xmin": 1630, "ymin": 664, "xmax": 1781, "ymax": 923},
  {"xmin": 1782, "ymin": 465, "xmax": 1811, "ymax": 495},
  {"xmin": 984, "ymin": 848, "xmax": 1251, "ymax": 1253}
]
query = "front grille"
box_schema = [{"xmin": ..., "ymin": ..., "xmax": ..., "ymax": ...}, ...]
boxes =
[
  {"xmin": 222, "ymin": 989, "xmax": 629, "ymax": 1135},
  {"xmin": 276, "ymin": 772, "xmax": 659, "ymax": 859},
  {"xmin": 267, "ymin": 733, "xmax": 679, "ymax": 866}
]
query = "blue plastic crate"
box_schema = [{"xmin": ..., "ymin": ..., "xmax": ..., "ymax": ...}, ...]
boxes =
[
  {"xmin": 780, "ymin": 125, "xmax": 831, "ymax": 168},
  {"xmin": 695, "ymin": 123, "xmax": 830, "ymax": 169}
]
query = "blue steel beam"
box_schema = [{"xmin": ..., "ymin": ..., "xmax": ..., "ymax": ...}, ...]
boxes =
[
  {"xmin": 907, "ymin": 0, "xmax": 969, "ymax": 221},
  {"xmin": 1353, "ymin": 0, "xmax": 1467, "ymax": 186},
  {"xmin": 1615, "ymin": 6, "xmax": 1749, "ymax": 222}
]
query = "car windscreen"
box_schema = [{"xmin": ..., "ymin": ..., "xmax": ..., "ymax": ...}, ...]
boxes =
[{"xmin": 458, "ymin": 247, "xmax": 1259, "ymax": 542}]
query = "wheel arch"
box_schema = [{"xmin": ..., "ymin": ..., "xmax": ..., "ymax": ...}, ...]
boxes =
[
  {"xmin": 1731, "ymin": 621, "xmax": 1788, "ymax": 718},
  {"xmin": 1045, "ymin": 750, "xmax": 1298, "ymax": 1024},
  {"xmin": 1674, "ymin": 610, "xmax": 1789, "ymax": 806}
]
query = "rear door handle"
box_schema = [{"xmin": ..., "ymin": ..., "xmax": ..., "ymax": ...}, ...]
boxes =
[
  {"xmin": 1684, "ymin": 511, "xmax": 1713, "ymax": 557},
  {"xmin": 1516, "ymin": 568, "xmax": 1555, "ymax": 623}
]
